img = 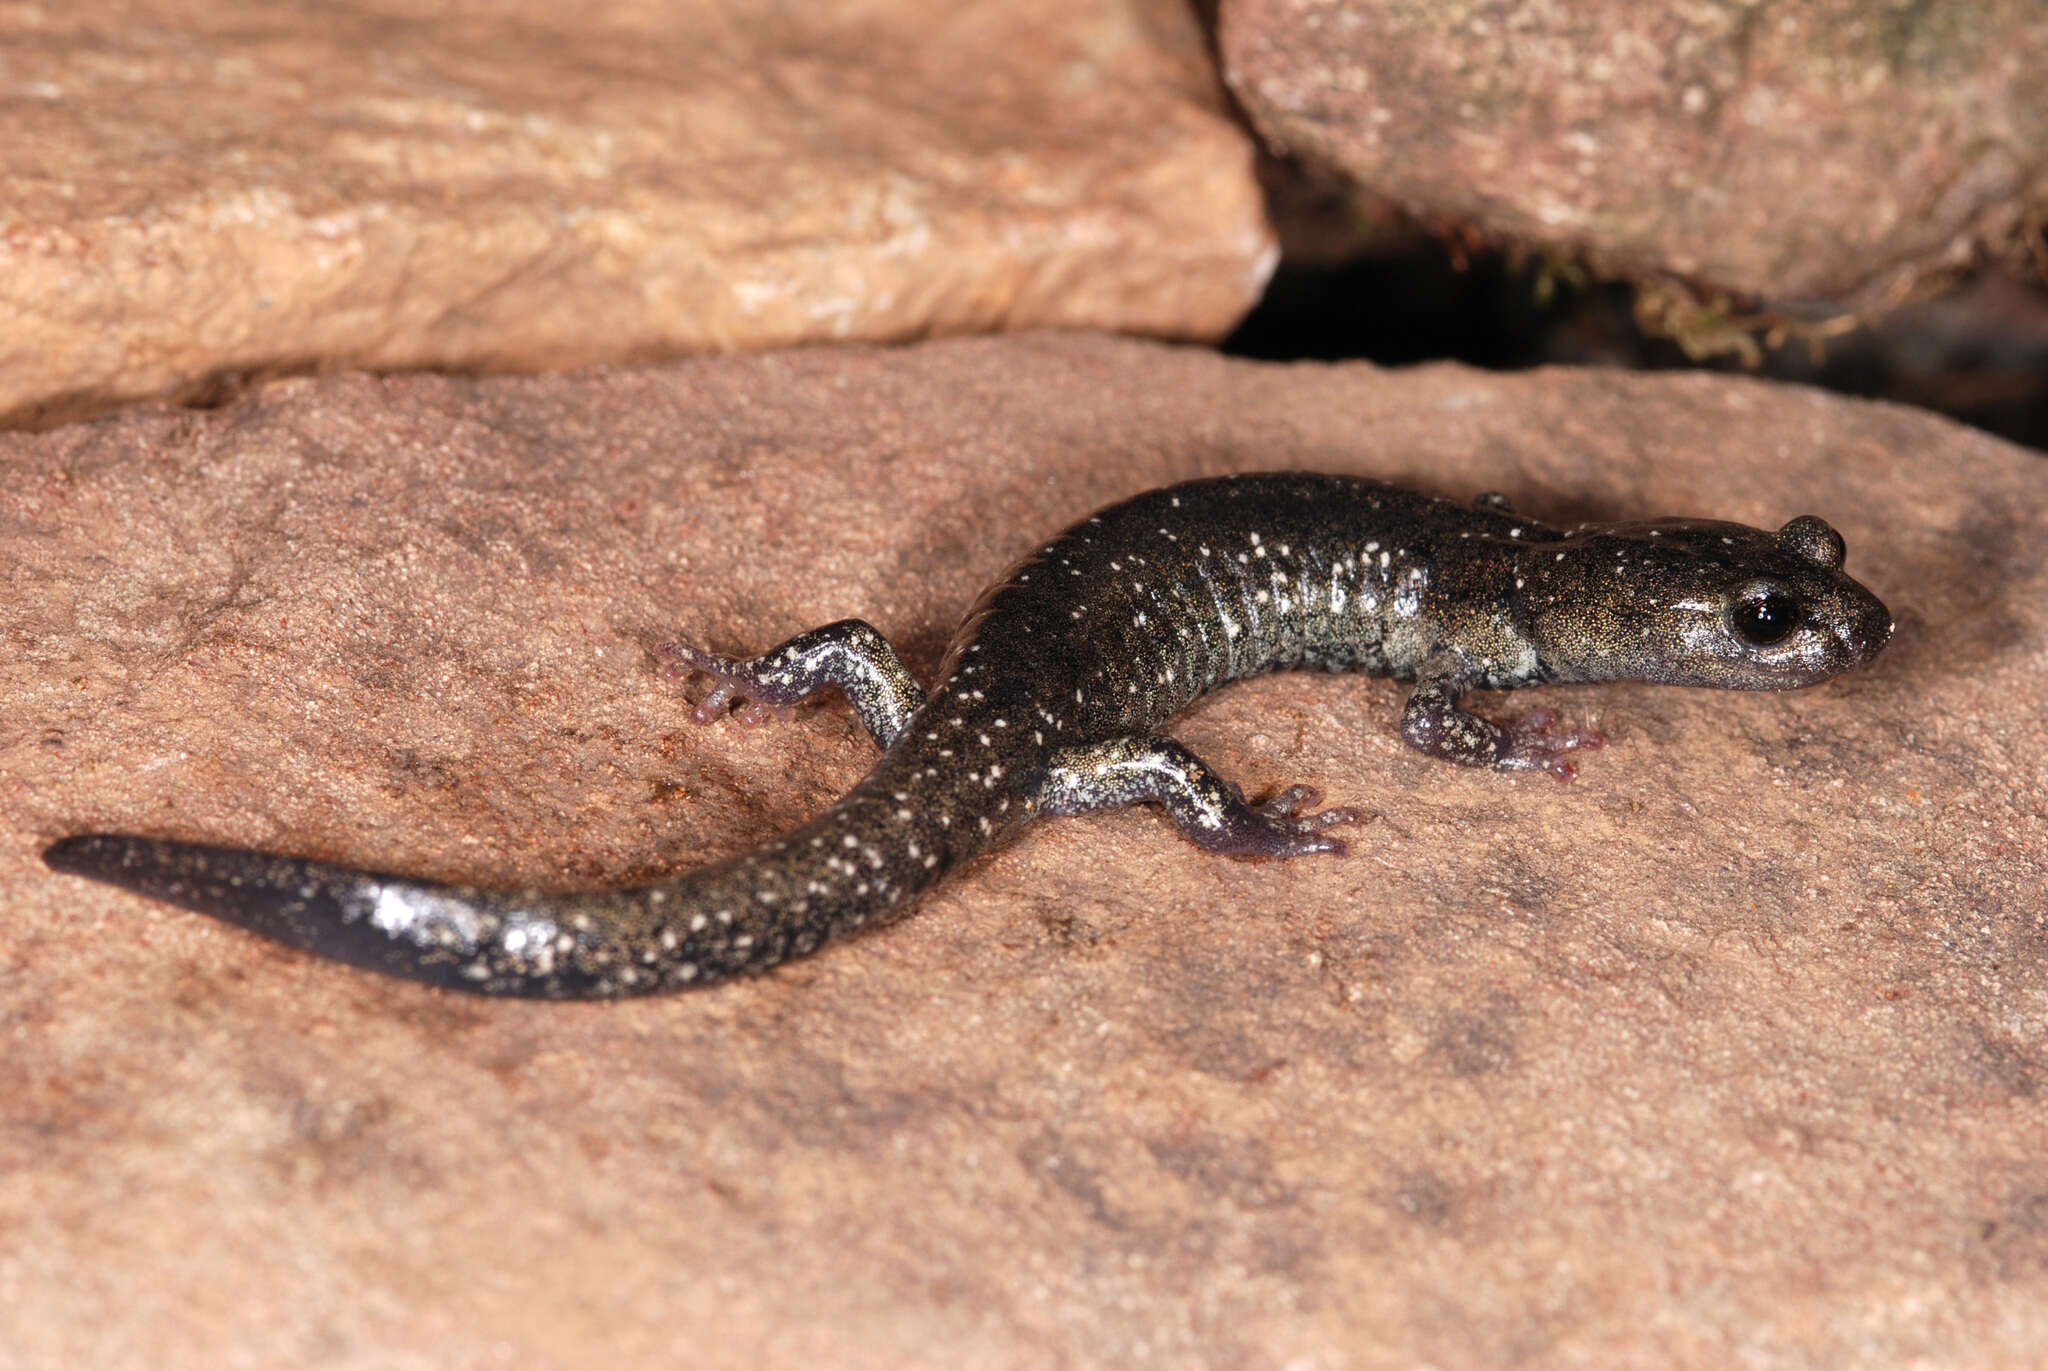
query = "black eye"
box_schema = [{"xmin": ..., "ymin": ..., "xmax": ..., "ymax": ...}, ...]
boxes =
[{"xmin": 1732, "ymin": 593, "xmax": 1799, "ymax": 646}]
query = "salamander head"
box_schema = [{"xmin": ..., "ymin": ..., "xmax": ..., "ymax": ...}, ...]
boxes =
[{"xmin": 1521, "ymin": 515, "xmax": 1893, "ymax": 688}]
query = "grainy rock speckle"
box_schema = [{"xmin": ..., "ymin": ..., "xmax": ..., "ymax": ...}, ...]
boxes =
[
  {"xmin": 5, "ymin": 336, "xmax": 2046, "ymax": 1369},
  {"xmin": 1222, "ymin": 0, "xmax": 2048, "ymax": 319},
  {"xmin": 0, "ymin": 1, "xmax": 1266, "ymax": 426}
]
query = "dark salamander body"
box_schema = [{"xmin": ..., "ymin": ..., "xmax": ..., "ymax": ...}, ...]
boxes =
[{"xmin": 45, "ymin": 474, "xmax": 1891, "ymax": 997}]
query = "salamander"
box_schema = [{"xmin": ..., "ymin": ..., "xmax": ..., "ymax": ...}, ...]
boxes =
[{"xmin": 43, "ymin": 473, "xmax": 1892, "ymax": 998}]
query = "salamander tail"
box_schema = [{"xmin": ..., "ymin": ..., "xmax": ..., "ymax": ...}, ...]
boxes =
[
  {"xmin": 43, "ymin": 752, "xmax": 994, "ymax": 998},
  {"xmin": 41, "ymin": 833, "xmax": 601, "ymax": 996}
]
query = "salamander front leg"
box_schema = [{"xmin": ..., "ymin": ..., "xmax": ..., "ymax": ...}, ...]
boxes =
[
  {"xmin": 1034, "ymin": 736, "xmax": 1364, "ymax": 858},
  {"xmin": 1400, "ymin": 676, "xmax": 1602, "ymax": 781},
  {"xmin": 658, "ymin": 618, "xmax": 927, "ymax": 750}
]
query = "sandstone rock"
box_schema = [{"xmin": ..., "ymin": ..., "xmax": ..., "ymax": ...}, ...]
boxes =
[
  {"xmin": 0, "ymin": 1, "xmax": 1267, "ymax": 428},
  {"xmin": 1222, "ymin": 0, "xmax": 2048, "ymax": 330},
  {"xmin": 6, "ymin": 335, "xmax": 2046, "ymax": 1367}
]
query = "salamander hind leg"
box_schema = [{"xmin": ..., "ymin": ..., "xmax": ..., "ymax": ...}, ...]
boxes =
[
  {"xmin": 1034, "ymin": 736, "xmax": 1365, "ymax": 858},
  {"xmin": 1400, "ymin": 678, "xmax": 1603, "ymax": 782},
  {"xmin": 657, "ymin": 618, "xmax": 927, "ymax": 750}
]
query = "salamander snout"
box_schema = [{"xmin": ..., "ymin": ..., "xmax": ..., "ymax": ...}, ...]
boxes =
[
  {"xmin": 1839, "ymin": 587, "xmax": 1894, "ymax": 665},
  {"xmin": 1798, "ymin": 578, "xmax": 1893, "ymax": 677}
]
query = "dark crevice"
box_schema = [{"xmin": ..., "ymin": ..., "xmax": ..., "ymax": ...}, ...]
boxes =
[{"xmin": 1224, "ymin": 230, "xmax": 2048, "ymax": 456}]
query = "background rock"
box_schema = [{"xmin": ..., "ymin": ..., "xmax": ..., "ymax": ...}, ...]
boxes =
[
  {"xmin": 1221, "ymin": 0, "xmax": 2048, "ymax": 329},
  {"xmin": 0, "ymin": 0, "xmax": 1266, "ymax": 427},
  {"xmin": 6, "ymin": 335, "xmax": 2047, "ymax": 1368}
]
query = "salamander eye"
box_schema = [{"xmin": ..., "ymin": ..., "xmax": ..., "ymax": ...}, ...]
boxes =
[{"xmin": 1731, "ymin": 592, "xmax": 1800, "ymax": 647}]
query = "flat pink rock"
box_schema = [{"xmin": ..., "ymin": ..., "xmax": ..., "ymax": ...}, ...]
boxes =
[{"xmin": 5, "ymin": 336, "xmax": 2044, "ymax": 1367}]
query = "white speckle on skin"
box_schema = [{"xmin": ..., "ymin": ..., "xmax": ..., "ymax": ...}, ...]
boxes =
[
  {"xmin": 368, "ymin": 884, "xmax": 484, "ymax": 949},
  {"xmin": 498, "ymin": 912, "xmax": 559, "ymax": 958}
]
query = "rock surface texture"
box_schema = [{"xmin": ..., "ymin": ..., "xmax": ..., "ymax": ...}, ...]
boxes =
[
  {"xmin": 6, "ymin": 335, "xmax": 2047, "ymax": 1368},
  {"xmin": 1222, "ymin": 0, "xmax": 2048, "ymax": 322},
  {"xmin": 0, "ymin": 0, "xmax": 1267, "ymax": 427}
]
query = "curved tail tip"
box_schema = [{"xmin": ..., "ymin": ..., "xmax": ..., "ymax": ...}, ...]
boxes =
[
  {"xmin": 42, "ymin": 832, "xmax": 247, "ymax": 910},
  {"xmin": 39, "ymin": 831, "xmax": 633, "ymax": 999},
  {"xmin": 44, "ymin": 832, "xmax": 217, "ymax": 887},
  {"xmin": 44, "ymin": 832, "xmax": 137, "ymax": 876}
]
